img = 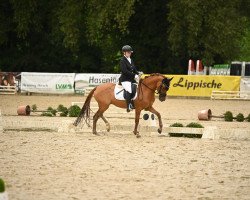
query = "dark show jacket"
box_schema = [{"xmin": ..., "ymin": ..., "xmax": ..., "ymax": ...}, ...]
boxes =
[{"xmin": 119, "ymin": 56, "xmax": 139, "ymax": 83}]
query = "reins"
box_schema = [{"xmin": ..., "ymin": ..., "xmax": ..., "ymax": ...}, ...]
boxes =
[
  {"xmin": 138, "ymin": 78, "xmax": 159, "ymax": 101},
  {"xmin": 141, "ymin": 81, "xmax": 157, "ymax": 93}
]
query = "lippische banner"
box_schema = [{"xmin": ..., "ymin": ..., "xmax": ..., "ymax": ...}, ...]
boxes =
[
  {"xmin": 21, "ymin": 72, "xmax": 75, "ymax": 94},
  {"xmin": 166, "ymin": 75, "xmax": 241, "ymax": 97}
]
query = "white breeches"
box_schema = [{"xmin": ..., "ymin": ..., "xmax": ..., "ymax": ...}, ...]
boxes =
[{"xmin": 121, "ymin": 81, "xmax": 132, "ymax": 93}]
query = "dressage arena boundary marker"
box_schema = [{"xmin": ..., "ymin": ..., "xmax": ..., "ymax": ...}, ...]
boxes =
[
  {"xmin": 0, "ymin": 86, "xmax": 16, "ymax": 95},
  {"xmin": 2, "ymin": 116, "xmax": 250, "ymax": 140},
  {"xmin": 211, "ymin": 90, "xmax": 250, "ymax": 100},
  {"xmin": 0, "ymin": 110, "xmax": 3, "ymax": 133}
]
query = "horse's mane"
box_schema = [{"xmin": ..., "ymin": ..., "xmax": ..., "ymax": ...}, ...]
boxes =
[
  {"xmin": 139, "ymin": 73, "xmax": 165, "ymax": 85},
  {"xmin": 143, "ymin": 73, "xmax": 165, "ymax": 80}
]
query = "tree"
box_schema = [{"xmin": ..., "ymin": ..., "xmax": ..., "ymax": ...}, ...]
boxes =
[{"xmin": 168, "ymin": 0, "xmax": 247, "ymax": 66}]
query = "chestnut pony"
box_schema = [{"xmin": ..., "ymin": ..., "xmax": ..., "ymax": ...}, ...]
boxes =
[{"xmin": 73, "ymin": 73, "xmax": 173, "ymax": 137}]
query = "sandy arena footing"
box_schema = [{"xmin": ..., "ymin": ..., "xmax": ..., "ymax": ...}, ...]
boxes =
[{"xmin": 0, "ymin": 95, "xmax": 250, "ymax": 200}]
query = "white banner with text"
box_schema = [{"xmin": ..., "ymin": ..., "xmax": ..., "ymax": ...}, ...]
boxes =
[
  {"xmin": 21, "ymin": 72, "xmax": 75, "ymax": 94},
  {"xmin": 74, "ymin": 73, "xmax": 120, "ymax": 93}
]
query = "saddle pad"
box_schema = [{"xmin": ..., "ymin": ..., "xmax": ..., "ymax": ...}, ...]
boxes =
[{"xmin": 114, "ymin": 84, "xmax": 138, "ymax": 100}]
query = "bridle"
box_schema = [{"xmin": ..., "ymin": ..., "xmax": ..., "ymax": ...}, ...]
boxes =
[{"xmin": 138, "ymin": 78, "xmax": 170, "ymax": 100}]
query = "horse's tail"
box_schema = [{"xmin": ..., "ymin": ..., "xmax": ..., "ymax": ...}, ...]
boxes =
[{"xmin": 73, "ymin": 87, "xmax": 97, "ymax": 126}]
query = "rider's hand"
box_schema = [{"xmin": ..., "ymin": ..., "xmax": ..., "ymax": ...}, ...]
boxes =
[
  {"xmin": 138, "ymin": 71, "xmax": 144, "ymax": 76},
  {"xmin": 134, "ymin": 74, "xmax": 139, "ymax": 82}
]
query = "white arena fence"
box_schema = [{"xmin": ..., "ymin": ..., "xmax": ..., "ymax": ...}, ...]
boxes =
[
  {"xmin": 211, "ymin": 90, "xmax": 250, "ymax": 100},
  {"xmin": 0, "ymin": 85, "xmax": 16, "ymax": 95},
  {"xmin": 1, "ymin": 72, "xmax": 249, "ymax": 99}
]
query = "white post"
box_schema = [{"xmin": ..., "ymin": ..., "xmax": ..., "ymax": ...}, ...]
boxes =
[
  {"xmin": 188, "ymin": 59, "xmax": 195, "ymax": 75},
  {"xmin": 196, "ymin": 60, "xmax": 203, "ymax": 75},
  {"xmin": 242, "ymin": 61, "xmax": 245, "ymax": 77},
  {"xmin": 0, "ymin": 192, "xmax": 8, "ymax": 200},
  {"xmin": 141, "ymin": 111, "xmax": 157, "ymax": 133}
]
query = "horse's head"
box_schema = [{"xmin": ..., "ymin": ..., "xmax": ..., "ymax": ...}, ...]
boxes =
[{"xmin": 156, "ymin": 77, "xmax": 173, "ymax": 102}]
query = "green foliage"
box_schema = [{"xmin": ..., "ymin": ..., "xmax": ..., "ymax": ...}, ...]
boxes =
[
  {"xmin": 224, "ymin": 111, "xmax": 234, "ymax": 122},
  {"xmin": 57, "ymin": 104, "xmax": 68, "ymax": 117},
  {"xmin": 68, "ymin": 105, "xmax": 81, "ymax": 117},
  {"xmin": 169, "ymin": 122, "xmax": 203, "ymax": 138},
  {"xmin": 41, "ymin": 112, "xmax": 53, "ymax": 117},
  {"xmin": 31, "ymin": 104, "xmax": 37, "ymax": 111},
  {"xmin": 0, "ymin": 178, "xmax": 5, "ymax": 192},
  {"xmin": 47, "ymin": 107, "xmax": 57, "ymax": 116},
  {"xmin": 238, "ymin": 28, "xmax": 250, "ymax": 61},
  {"xmin": 246, "ymin": 114, "xmax": 250, "ymax": 122},
  {"xmin": 186, "ymin": 122, "xmax": 204, "ymax": 128},
  {"xmin": 170, "ymin": 123, "xmax": 184, "ymax": 127},
  {"xmin": 185, "ymin": 122, "xmax": 203, "ymax": 138},
  {"xmin": 236, "ymin": 113, "xmax": 244, "ymax": 122},
  {"xmin": 57, "ymin": 104, "xmax": 65, "ymax": 112},
  {"xmin": 0, "ymin": 0, "xmax": 249, "ymax": 73},
  {"xmin": 168, "ymin": 0, "xmax": 246, "ymax": 66}
]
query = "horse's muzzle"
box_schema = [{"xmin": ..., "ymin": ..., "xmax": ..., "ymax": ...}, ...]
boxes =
[{"xmin": 159, "ymin": 94, "xmax": 166, "ymax": 102}]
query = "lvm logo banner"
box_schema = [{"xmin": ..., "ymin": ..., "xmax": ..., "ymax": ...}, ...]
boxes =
[
  {"xmin": 21, "ymin": 72, "xmax": 75, "ymax": 94},
  {"xmin": 56, "ymin": 83, "xmax": 73, "ymax": 90},
  {"xmin": 166, "ymin": 75, "xmax": 241, "ymax": 97}
]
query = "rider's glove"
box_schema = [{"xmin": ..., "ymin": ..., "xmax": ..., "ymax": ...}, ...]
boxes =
[
  {"xmin": 138, "ymin": 71, "xmax": 144, "ymax": 76},
  {"xmin": 134, "ymin": 74, "xmax": 139, "ymax": 82}
]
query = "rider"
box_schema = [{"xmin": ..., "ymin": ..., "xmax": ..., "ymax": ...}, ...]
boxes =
[{"xmin": 119, "ymin": 45, "xmax": 141, "ymax": 112}]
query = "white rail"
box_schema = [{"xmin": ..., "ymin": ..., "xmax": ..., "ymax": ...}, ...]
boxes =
[
  {"xmin": 0, "ymin": 85, "xmax": 16, "ymax": 95},
  {"xmin": 211, "ymin": 90, "xmax": 250, "ymax": 100}
]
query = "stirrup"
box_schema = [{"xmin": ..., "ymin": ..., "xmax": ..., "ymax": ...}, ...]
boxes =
[
  {"xmin": 126, "ymin": 103, "xmax": 134, "ymax": 112},
  {"xmin": 129, "ymin": 103, "xmax": 135, "ymax": 109}
]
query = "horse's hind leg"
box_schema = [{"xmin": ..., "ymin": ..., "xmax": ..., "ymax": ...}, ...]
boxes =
[
  {"xmin": 93, "ymin": 106, "xmax": 109, "ymax": 135},
  {"xmin": 93, "ymin": 110, "xmax": 102, "ymax": 135},
  {"xmin": 101, "ymin": 115, "xmax": 110, "ymax": 132}
]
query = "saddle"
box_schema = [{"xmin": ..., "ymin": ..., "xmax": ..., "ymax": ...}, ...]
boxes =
[{"xmin": 114, "ymin": 82, "xmax": 138, "ymax": 101}]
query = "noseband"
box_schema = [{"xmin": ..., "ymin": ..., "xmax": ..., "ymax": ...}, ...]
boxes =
[
  {"xmin": 140, "ymin": 78, "xmax": 170, "ymax": 95},
  {"xmin": 157, "ymin": 81, "xmax": 169, "ymax": 95}
]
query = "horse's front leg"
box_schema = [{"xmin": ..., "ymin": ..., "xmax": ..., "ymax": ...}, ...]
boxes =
[
  {"xmin": 133, "ymin": 108, "xmax": 142, "ymax": 138},
  {"xmin": 147, "ymin": 106, "xmax": 163, "ymax": 134}
]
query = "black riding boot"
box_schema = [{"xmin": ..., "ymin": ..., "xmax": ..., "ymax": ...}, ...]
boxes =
[
  {"xmin": 124, "ymin": 90, "xmax": 134, "ymax": 112},
  {"xmin": 126, "ymin": 99, "xmax": 131, "ymax": 112},
  {"xmin": 126, "ymin": 97, "xmax": 134, "ymax": 112}
]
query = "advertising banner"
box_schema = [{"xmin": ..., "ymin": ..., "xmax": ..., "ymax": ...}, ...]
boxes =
[
  {"xmin": 75, "ymin": 73, "xmax": 120, "ymax": 93},
  {"xmin": 21, "ymin": 72, "xmax": 75, "ymax": 94},
  {"xmin": 167, "ymin": 75, "xmax": 241, "ymax": 97},
  {"xmin": 240, "ymin": 78, "xmax": 250, "ymax": 92}
]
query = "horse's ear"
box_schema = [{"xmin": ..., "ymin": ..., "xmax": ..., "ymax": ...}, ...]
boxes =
[{"xmin": 168, "ymin": 77, "xmax": 173, "ymax": 81}]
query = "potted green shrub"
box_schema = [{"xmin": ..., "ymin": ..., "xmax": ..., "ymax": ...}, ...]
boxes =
[
  {"xmin": 57, "ymin": 105, "xmax": 68, "ymax": 117},
  {"xmin": 168, "ymin": 122, "xmax": 203, "ymax": 138},
  {"xmin": 185, "ymin": 122, "xmax": 203, "ymax": 138},
  {"xmin": 68, "ymin": 105, "xmax": 81, "ymax": 117},
  {"xmin": 224, "ymin": 111, "xmax": 233, "ymax": 122},
  {"xmin": 169, "ymin": 123, "xmax": 184, "ymax": 137},
  {"xmin": 246, "ymin": 114, "xmax": 250, "ymax": 122},
  {"xmin": 0, "ymin": 178, "xmax": 8, "ymax": 200},
  {"xmin": 236, "ymin": 113, "xmax": 244, "ymax": 122}
]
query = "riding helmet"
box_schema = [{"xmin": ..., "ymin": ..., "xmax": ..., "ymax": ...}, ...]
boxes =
[{"xmin": 122, "ymin": 45, "xmax": 133, "ymax": 52}]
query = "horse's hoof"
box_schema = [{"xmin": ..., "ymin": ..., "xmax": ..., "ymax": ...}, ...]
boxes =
[
  {"xmin": 93, "ymin": 132, "xmax": 100, "ymax": 136},
  {"xmin": 136, "ymin": 134, "xmax": 141, "ymax": 138},
  {"xmin": 133, "ymin": 131, "xmax": 139, "ymax": 135},
  {"xmin": 158, "ymin": 129, "xmax": 162, "ymax": 134},
  {"xmin": 106, "ymin": 123, "xmax": 110, "ymax": 132}
]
